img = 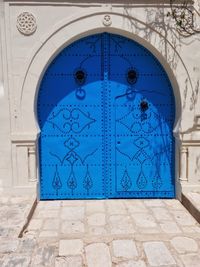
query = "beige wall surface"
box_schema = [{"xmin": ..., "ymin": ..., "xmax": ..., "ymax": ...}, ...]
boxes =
[
  {"xmin": 0, "ymin": 0, "xmax": 12, "ymax": 190},
  {"xmin": 0, "ymin": 0, "xmax": 200, "ymax": 196}
]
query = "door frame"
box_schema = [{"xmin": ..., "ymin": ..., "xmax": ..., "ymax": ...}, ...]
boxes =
[
  {"xmin": 37, "ymin": 33, "xmax": 176, "ymax": 199},
  {"xmin": 15, "ymin": 11, "xmax": 185, "ymax": 198}
]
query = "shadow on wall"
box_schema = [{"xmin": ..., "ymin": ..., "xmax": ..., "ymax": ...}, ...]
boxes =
[{"xmin": 122, "ymin": 4, "xmax": 200, "ymax": 129}]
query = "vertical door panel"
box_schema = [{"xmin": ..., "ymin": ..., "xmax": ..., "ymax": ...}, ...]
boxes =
[
  {"xmin": 108, "ymin": 33, "xmax": 175, "ymax": 198},
  {"xmin": 38, "ymin": 35, "xmax": 105, "ymax": 199}
]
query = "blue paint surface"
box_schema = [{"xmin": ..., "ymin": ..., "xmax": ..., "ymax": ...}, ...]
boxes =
[{"xmin": 37, "ymin": 33, "xmax": 175, "ymax": 199}]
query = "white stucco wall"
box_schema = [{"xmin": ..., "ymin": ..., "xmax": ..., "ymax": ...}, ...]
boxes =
[
  {"xmin": 0, "ymin": 0, "xmax": 200, "ymax": 197},
  {"xmin": 0, "ymin": 0, "xmax": 12, "ymax": 191}
]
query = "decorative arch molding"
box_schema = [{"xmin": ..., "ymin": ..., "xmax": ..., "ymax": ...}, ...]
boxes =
[
  {"xmin": 14, "ymin": 10, "xmax": 185, "ymax": 194},
  {"xmin": 18, "ymin": 9, "xmax": 186, "ymax": 138},
  {"xmin": 8, "ymin": 8, "xmax": 200, "ymax": 197}
]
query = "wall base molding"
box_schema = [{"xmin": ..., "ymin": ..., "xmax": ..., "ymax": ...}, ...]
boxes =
[{"xmin": 0, "ymin": 185, "xmax": 37, "ymax": 196}]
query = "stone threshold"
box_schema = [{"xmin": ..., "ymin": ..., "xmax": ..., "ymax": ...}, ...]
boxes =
[{"xmin": 181, "ymin": 192, "xmax": 200, "ymax": 224}]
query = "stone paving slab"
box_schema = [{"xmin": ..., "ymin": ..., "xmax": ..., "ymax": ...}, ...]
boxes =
[
  {"xmin": 0, "ymin": 195, "xmax": 35, "ymax": 239},
  {"xmin": 1, "ymin": 198, "xmax": 200, "ymax": 266}
]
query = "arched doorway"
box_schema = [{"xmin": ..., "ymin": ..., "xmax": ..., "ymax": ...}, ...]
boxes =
[{"xmin": 37, "ymin": 33, "xmax": 175, "ymax": 200}]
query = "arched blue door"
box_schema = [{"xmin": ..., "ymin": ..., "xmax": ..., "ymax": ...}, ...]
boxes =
[{"xmin": 37, "ymin": 33, "xmax": 175, "ymax": 200}]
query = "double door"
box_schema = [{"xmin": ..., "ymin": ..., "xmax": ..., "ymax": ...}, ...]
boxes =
[{"xmin": 38, "ymin": 33, "xmax": 175, "ymax": 199}]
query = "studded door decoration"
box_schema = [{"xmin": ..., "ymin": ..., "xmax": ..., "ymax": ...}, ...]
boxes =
[{"xmin": 38, "ymin": 33, "xmax": 175, "ymax": 200}]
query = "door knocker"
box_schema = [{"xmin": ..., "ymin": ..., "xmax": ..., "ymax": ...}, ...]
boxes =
[
  {"xmin": 127, "ymin": 69, "xmax": 138, "ymax": 84},
  {"xmin": 140, "ymin": 100, "xmax": 148, "ymax": 121},
  {"xmin": 74, "ymin": 69, "xmax": 86, "ymax": 85},
  {"xmin": 74, "ymin": 68, "xmax": 87, "ymax": 100},
  {"xmin": 126, "ymin": 68, "xmax": 138, "ymax": 100}
]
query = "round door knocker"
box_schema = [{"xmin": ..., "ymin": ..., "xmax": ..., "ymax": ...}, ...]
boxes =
[
  {"xmin": 127, "ymin": 69, "xmax": 138, "ymax": 84},
  {"xmin": 76, "ymin": 88, "xmax": 86, "ymax": 100},
  {"xmin": 74, "ymin": 68, "xmax": 87, "ymax": 100},
  {"xmin": 140, "ymin": 100, "xmax": 149, "ymax": 112},
  {"xmin": 74, "ymin": 69, "xmax": 86, "ymax": 85},
  {"xmin": 140, "ymin": 100, "xmax": 149, "ymax": 121}
]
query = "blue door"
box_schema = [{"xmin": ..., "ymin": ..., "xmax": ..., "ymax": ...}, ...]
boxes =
[{"xmin": 37, "ymin": 33, "xmax": 175, "ymax": 200}]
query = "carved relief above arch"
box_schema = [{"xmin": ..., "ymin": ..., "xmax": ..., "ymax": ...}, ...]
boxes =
[{"xmin": 16, "ymin": 12, "xmax": 37, "ymax": 36}]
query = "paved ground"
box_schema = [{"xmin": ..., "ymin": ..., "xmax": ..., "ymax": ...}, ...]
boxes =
[{"xmin": 1, "ymin": 197, "xmax": 200, "ymax": 266}]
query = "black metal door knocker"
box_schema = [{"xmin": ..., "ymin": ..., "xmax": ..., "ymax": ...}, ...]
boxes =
[
  {"xmin": 127, "ymin": 69, "xmax": 138, "ymax": 84},
  {"xmin": 74, "ymin": 68, "xmax": 87, "ymax": 100},
  {"xmin": 140, "ymin": 100, "xmax": 148, "ymax": 111},
  {"xmin": 74, "ymin": 69, "xmax": 86, "ymax": 85},
  {"xmin": 126, "ymin": 68, "xmax": 138, "ymax": 100},
  {"xmin": 140, "ymin": 100, "xmax": 148, "ymax": 121}
]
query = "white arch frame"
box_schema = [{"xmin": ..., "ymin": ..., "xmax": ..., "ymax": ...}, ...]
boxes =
[{"xmin": 13, "ymin": 10, "xmax": 189, "ymax": 197}]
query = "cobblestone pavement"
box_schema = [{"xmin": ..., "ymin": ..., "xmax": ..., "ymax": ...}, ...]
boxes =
[{"xmin": 1, "ymin": 198, "xmax": 200, "ymax": 266}]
